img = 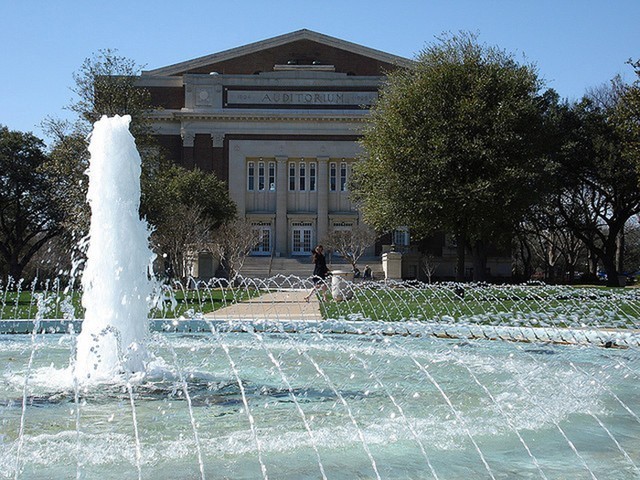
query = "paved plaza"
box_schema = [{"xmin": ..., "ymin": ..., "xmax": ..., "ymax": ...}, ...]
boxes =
[{"xmin": 203, "ymin": 289, "xmax": 323, "ymax": 321}]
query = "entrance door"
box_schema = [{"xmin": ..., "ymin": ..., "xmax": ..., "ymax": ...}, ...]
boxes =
[
  {"xmin": 292, "ymin": 226, "xmax": 313, "ymax": 255},
  {"xmin": 251, "ymin": 226, "xmax": 271, "ymax": 255}
]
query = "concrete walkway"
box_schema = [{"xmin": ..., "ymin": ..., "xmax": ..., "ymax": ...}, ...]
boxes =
[{"xmin": 203, "ymin": 289, "xmax": 323, "ymax": 321}]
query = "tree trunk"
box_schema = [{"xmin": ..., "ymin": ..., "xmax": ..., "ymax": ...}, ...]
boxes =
[
  {"xmin": 8, "ymin": 258, "xmax": 23, "ymax": 282},
  {"xmin": 471, "ymin": 239, "xmax": 487, "ymax": 282},
  {"xmin": 602, "ymin": 256, "xmax": 622, "ymax": 287},
  {"xmin": 566, "ymin": 261, "xmax": 576, "ymax": 283},
  {"xmin": 616, "ymin": 230, "xmax": 625, "ymax": 274},
  {"xmin": 455, "ymin": 238, "xmax": 466, "ymax": 282},
  {"xmin": 521, "ymin": 239, "xmax": 533, "ymax": 281},
  {"xmin": 588, "ymin": 250, "xmax": 598, "ymax": 276}
]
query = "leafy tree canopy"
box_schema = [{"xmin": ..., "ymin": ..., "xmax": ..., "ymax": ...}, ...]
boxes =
[
  {"xmin": 549, "ymin": 79, "xmax": 640, "ymax": 286},
  {"xmin": 143, "ymin": 164, "xmax": 237, "ymax": 279},
  {"xmin": 69, "ymin": 48, "xmax": 153, "ymax": 139},
  {"xmin": 353, "ymin": 32, "xmax": 556, "ymax": 256},
  {"xmin": 143, "ymin": 164, "xmax": 236, "ymax": 229},
  {"xmin": 0, "ymin": 126, "xmax": 64, "ymax": 280},
  {"xmin": 612, "ymin": 59, "xmax": 640, "ymax": 174}
]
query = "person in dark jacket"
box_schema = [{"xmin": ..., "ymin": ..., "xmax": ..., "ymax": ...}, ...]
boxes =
[{"xmin": 304, "ymin": 245, "xmax": 329, "ymax": 301}]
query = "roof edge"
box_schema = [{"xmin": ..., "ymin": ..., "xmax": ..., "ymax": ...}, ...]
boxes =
[{"xmin": 143, "ymin": 29, "xmax": 413, "ymax": 76}]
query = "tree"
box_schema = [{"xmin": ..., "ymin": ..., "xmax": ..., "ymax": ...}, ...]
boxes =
[
  {"xmin": 613, "ymin": 59, "xmax": 639, "ymax": 176},
  {"xmin": 0, "ymin": 127, "xmax": 64, "ymax": 281},
  {"xmin": 44, "ymin": 50, "xmax": 237, "ymax": 283},
  {"xmin": 42, "ymin": 118, "xmax": 90, "ymax": 237},
  {"xmin": 42, "ymin": 49, "xmax": 157, "ymax": 238},
  {"xmin": 552, "ymin": 88, "xmax": 640, "ymax": 287},
  {"xmin": 322, "ymin": 224, "xmax": 377, "ymax": 271},
  {"xmin": 352, "ymin": 32, "xmax": 554, "ymax": 282},
  {"xmin": 69, "ymin": 48, "xmax": 153, "ymax": 139},
  {"xmin": 144, "ymin": 164, "xmax": 236, "ymax": 281},
  {"xmin": 421, "ymin": 254, "xmax": 440, "ymax": 283},
  {"xmin": 208, "ymin": 219, "xmax": 262, "ymax": 280},
  {"xmin": 517, "ymin": 192, "xmax": 589, "ymax": 283}
]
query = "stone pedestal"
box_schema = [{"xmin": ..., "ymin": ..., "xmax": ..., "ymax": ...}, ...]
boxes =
[
  {"xmin": 331, "ymin": 270, "xmax": 354, "ymax": 301},
  {"xmin": 382, "ymin": 252, "xmax": 402, "ymax": 280}
]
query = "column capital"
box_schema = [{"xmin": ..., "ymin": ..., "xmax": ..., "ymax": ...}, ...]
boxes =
[
  {"xmin": 181, "ymin": 129, "xmax": 195, "ymax": 147},
  {"xmin": 276, "ymin": 155, "xmax": 288, "ymax": 163},
  {"xmin": 316, "ymin": 156, "xmax": 329, "ymax": 163},
  {"xmin": 210, "ymin": 130, "xmax": 224, "ymax": 148}
]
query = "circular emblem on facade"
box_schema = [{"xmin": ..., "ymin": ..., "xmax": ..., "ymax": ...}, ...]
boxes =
[{"xmin": 198, "ymin": 90, "xmax": 209, "ymax": 101}]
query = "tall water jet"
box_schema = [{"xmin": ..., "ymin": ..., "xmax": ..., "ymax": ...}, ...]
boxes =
[{"xmin": 75, "ymin": 115, "xmax": 154, "ymax": 382}]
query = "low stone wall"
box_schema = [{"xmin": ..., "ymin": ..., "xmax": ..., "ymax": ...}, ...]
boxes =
[{"xmin": 2, "ymin": 318, "xmax": 637, "ymax": 348}]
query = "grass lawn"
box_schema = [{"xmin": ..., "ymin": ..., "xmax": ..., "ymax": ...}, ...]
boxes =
[
  {"xmin": 319, "ymin": 284, "xmax": 640, "ymax": 329},
  {"xmin": 2, "ymin": 283, "xmax": 639, "ymax": 330},
  {"xmin": 0, "ymin": 286, "xmax": 261, "ymax": 320}
]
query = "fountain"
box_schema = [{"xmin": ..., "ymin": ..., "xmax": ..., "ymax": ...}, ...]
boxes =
[
  {"xmin": 75, "ymin": 115, "xmax": 154, "ymax": 382},
  {"xmin": 0, "ymin": 117, "xmax": 639, "ymax": 479}
]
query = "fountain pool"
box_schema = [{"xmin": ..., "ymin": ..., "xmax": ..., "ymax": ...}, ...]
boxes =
[{"xmin": 2, "ymin": 327, "xmax": 639, "ymax": 479}]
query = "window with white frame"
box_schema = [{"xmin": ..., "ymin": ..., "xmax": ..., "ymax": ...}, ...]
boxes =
[
  {"xmin": 340, "ymin": 161, "xmax": 347, "ymax": 191},
  {"xmin": 289, "ymin": 162, "xmax": 296, "ymax": 191},
  {"xmin": 309, "ymin": 162, "xmax": 316, "ymax": 191},
  {"xmin": 393, "ymin": 227, "xmax": 410, "ymax": 246},
  {"xmin": 330, "ymin": 162, "xmax": 337, "ymax": 191},
  {"xmin": 299, "ymin": 161, "xmax": 306, "ymax": 191},
  {"xmin": 268, "ymin": 162, "xmax": 276, "ymax": 191},
  {"xmin": 247, "ymin": 161, "xmax": 255, "ymax": 191},
  {"xmin": 258, "ymin": 161, "xmax": 265, "ymax": 191}
]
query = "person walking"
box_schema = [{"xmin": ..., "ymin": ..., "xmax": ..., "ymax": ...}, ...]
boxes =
[{"xmin": 304, "ymin": 245, "xmax": 330, "ymax": 301}]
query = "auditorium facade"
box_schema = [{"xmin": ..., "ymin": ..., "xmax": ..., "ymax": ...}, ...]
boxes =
[{"xmin": 138, "ymin": 29, "xmax": 411, "ymax": 261}]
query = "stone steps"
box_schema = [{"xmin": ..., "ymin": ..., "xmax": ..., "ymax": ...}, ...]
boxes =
[{"xmin": 238, "ymin": 255, "xmax": 383, "ymax": 279}]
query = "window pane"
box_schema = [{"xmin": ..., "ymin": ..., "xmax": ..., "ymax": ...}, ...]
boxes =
[
  {"xmin": 289, "ymin": 163, "xmax": 296, "ymax": 191},
  {"xmin": 330, "ymin": 162, "xmax": 336, "ymax": 191},
  {"xmin": 258, "ymin": 162, "xmax": 265, "ymax": 191},
  {"xmin": 309, "ymin": 162, "xmax": 316, "ymax": 191},
  {"xmin": 269, "ymin": 162, "xmax": 276, "ymax": 191},
  {"xmin": 340, "ymin": 162, "xmax": 347, "ymax": 191},
  {"xmin": 299, "ymin": 162, "xmax": 306, "ymax": 191},
  {"xmin": 247, "ymin": 162, "xmax": 254, "ymax": 191}
]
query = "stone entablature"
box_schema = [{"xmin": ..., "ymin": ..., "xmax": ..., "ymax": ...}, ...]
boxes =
[
  {"xmin": 224, "ymin": 89, "xmax": 378, "ymax": 109},
  {"xmin": 194, "ymin": 72, "xmax": 382, "ymax": 111}
]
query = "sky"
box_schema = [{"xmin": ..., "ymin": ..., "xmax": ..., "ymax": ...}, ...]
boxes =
[{"xmin": 1, "ymin": 0, "xmax": 638, "ymax": 144}]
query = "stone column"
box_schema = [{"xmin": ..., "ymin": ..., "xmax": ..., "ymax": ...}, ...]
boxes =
[
  {"xmin": 180, "ymin": 128, "xmax": 195, "ymax": 168},
  {"xmin": 275, "ymin": 156, "xmax": 288, "ymax": 255},
  {"xmin": 317, "ymin": 156, "xmax": 329, "ymax": 245},
  {"xmin": 210, "ymin": 131, "xmax": 227, "ymax": 181}
]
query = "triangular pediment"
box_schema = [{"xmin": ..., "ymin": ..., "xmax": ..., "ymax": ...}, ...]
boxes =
[{"xmin": 143, "ymin": 29, "xmax": 413, "ymax": 77}]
